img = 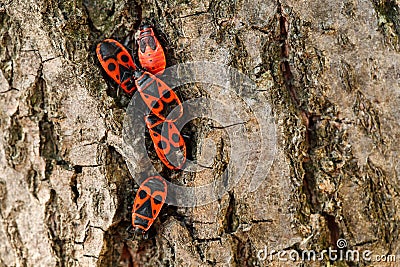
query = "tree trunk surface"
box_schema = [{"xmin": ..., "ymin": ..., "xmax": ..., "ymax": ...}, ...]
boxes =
[{"xmin": 1, "ymin": 0, "xmax": 399, "ymax": 266}]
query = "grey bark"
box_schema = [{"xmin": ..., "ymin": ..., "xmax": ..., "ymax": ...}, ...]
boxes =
[{"xmin": 0, "ymin": 0, "xmax": 399, "ymax": 266}]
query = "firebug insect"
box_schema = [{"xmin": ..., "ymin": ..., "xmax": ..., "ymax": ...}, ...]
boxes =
[
  {"xmin": 96, "ymin": 39, "xmax": 137, "ymax": 94},
  {"xmin": 132, "ymin": 175, "xmax": 167, "ymax": 234},
  {"xmin": 134, "ymin": 69, "xmax": 183, "ymax": 122},
  {"xmin": 137, "ymin": 24, "xmax": 166, "ymax": 75},
  {"xmin": 145, "ymin": 113, "xmax": 186, "ymax": 170}
]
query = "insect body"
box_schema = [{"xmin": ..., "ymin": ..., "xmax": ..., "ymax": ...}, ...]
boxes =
[
  {"xmin": 145, "ymin": 113, "xmax": 186, "ymax": 170},
  {"xmin": 137, "ymin": 24, "xmax": 166, "ymax": 75},
  {"xmin": 132, "ymin": 176, "xmax": 167, "ymax": 234},
  {"xmin": 134, "ymin": 70, "xmax": 183, "ymax": 122},
  {"xmin": 96, "ymin": 39, "xmax": 137, "ymax": 94}
]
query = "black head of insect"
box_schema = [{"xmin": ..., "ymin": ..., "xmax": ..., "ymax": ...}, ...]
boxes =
[{"xmin": 139, "ymin": 18, "xmax": 153, "ymax": 30}]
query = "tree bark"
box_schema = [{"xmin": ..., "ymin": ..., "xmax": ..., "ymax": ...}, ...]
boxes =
[{"xmin": 1, "ymin": 0, "xmax": 399, "ymax": 266}]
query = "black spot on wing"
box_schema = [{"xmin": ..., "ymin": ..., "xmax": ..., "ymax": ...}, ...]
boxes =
[
  {"xmin": 151, "ymin": 100, "xmax": 160, "ymax": 109},
  {"xmin": 153, "ymin": 194, "xmax": 162, "ymax": 205},
  {"xmin": 138, "ymin": 190, "xmax": 147, "ymax": 199},
  {"xmin": 108, "ymin": 63, "xmax": 116, "ymax": 71},
  {"xmin": 162, "ymin": 90, "xmax": 171, "ymax": 99},
  {"xmin": 158, "ymin": 140, "xmax": 167, "ymax": 149},
  {"xmin": 171, "ymin": 133, "xmax": 180, "ymax": 143},
  {"xmin": 121, "ymin": 54, "xmax": 129, "ymax": 62}
]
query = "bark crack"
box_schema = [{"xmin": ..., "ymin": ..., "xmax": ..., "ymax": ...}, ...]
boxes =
[{"xmin": 276, "ymin": 0, "xmax": 343, "ymax": 248}]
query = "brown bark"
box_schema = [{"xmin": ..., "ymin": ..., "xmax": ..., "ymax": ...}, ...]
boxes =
[{"xmin": 1, "ymin": 0, "xmax": 400, "ymax": 266}]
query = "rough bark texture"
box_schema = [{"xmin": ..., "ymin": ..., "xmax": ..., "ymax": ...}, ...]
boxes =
[{"xmin": 1, "ymin": 0, "xmax": 400, "ymax": 266}]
